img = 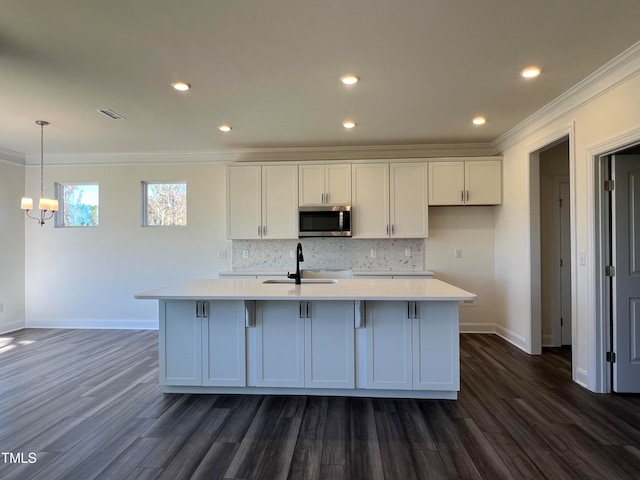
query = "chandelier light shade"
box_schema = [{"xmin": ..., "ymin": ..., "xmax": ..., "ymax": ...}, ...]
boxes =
[{"xmin": 21, "ymin": 120, "xmax": 58, "ymax": 226}]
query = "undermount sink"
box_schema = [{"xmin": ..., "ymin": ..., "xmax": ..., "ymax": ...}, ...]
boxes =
[{"xmin": 262, "ymin": 279, "xmax": 338, "ymax": 284}]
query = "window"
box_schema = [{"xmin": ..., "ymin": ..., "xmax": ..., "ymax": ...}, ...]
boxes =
[
  {"xmin": 143, "ymin": 182, "xmax": 187, "ymax": 226},
  {"xmin": 56, "ymin": 183, "xmax": 99, "ymax": 227}
]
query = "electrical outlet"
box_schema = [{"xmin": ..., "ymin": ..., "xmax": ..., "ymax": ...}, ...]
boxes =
[
  {"xmin": 455, "ymin": 249, "xmax": 463, "ymax": 259},
  {"xmin": 370, "ymin": 248, "xmax": 377, "ymax": 258},
  {"xmin": 290, "ymin": 250, "xmax": 295, "ymax": 258},
  {"xmin": 217, "ymin": 249, "xmax": 228, "ymax": 259},
  {"xmin": 242, "ymin": 249, "xmax": 250, "ymax": 259},
  {"xmin": 405, "ymin": 248, "xmax": 412, "ymax": 257}
]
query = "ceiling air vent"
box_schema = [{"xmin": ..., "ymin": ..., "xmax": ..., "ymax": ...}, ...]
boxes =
[{"xmin": 97, "ymin": 108, "xmax": 126, "ymax": 120}]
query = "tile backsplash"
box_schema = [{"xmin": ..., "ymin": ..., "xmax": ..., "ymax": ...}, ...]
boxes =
[{"xmin": 231, "ymin": 238, "xmax": 424, "ymax": 271}]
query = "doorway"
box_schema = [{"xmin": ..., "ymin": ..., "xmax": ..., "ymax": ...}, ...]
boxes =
[{"xmin": 539, "ymin": 141, "xmax": 571, "ymax": 348}]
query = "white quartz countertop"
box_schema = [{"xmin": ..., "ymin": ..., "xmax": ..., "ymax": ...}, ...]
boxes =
[{"xmin": 136, "ymin": 278, "xmax": 475, "ymax": 302}]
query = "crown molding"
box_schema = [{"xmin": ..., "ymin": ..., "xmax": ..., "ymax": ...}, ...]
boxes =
[
  {"xmin": 23, "ymin": 142, "xmax": 496, "ymax": 166},
  {"xmin": 0, "ymin": 147, "xmax": 26, "ymax": 165},
  {"xmin": 494, "ymin": 40, "xmax": 640, "ymax": 152}
]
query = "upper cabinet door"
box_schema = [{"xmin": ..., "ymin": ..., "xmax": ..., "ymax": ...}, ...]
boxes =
[
  {"xmin": 352, "ymin": 163, "xmax": 390, "ymax": 238},
  {"xmin": 299, "ymin": 164, "xmax": 351, "ymax": 206},
  {"xmin": 390, "ymin": 163, "xmax": 429, "ymax": 238},
  {"xmin": 465, "ymin": 160, "xmax": 502, "ymax": 205},
  {"xmin": 324, "ymin": 164, "xmax": 352, "ymax": 205},
  {"xmin": 262, "ymin": 165, "xmax": 298, "ymax": 239},
  {"xmin": 227, "ymin": 166, "xmax": 262, "ymax": 239},
  {"xmin": 298, "ymin": 164, "xmax": 325, "ymax": 206},
  {"xmin": 428, "ymin": 159, "xmax": 502, "ymax": 206},
  {"xmin": 428, "ymin": 162, "xmax": 465, "ymax": 205}
]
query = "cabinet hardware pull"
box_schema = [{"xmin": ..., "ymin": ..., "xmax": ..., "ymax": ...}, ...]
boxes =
[
  {"xmin": 203, "ymin": 302, "xmax": 208, "ymax": 318},
  {"xmin": 325, "ymin": 192, "xmax": 329, "ymax": 203},
  {"xmin": 299, "ymin": 301, "xmax": 304, "ymax": 319},
  {"xmin": 466, "ymin": 190, "xmax": 470, "ymax": 202},
  {"xmin": 391, "ymin": 224, "xmax": 395, "ymax": 235},
  {"xmin": 386, "ymin": 224, "xmax": 389, "ymax": 235},
  {"xmin": 195, "ymin": 301, "xmax": 200, "ymax": 318},
  {"xmin": 461, "ymin": 190, "xmax": 464, "ymax": 203},
  {"xmin": 407, "ymin": 301, "xmax": 411, "ymax": 319},
  {"xmin": 355, "ymin": 300, "xmax": 366, "ymax": 328},
  {"xmin": 258, "ymin": 225, "xmax": 261, "ymax": 237},
  {"xmin": 414, "ymin": 301, "xmax": 418, "ymax": 319},
  {"xmin": 245, "ymin": 301, "xmax": 255, "ymax": 327},
  {"xmin": 306, "ymin": 301, "xmax": 311, "ymax": 318},
  {"xmin": 322, "ymin": 193, "xmax": 325, "ymax": 203},
  {"xmin": 263, "ymin": 225, "xmax": 267, "ymax": 236}
]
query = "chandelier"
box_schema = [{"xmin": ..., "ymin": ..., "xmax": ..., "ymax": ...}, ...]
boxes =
[{"xmin": 20, "ymin": 120, "xmax": 58, "ymax": 226}]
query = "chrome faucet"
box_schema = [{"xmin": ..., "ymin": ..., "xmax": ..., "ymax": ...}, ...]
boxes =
[{"xmin": 287, "ymin": 242, "xmax": 304, "ymax": 284}]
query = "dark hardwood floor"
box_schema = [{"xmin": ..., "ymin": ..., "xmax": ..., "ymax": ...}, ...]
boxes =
[{"xmin": 1, "ymin": 329, "xmax": 639, "ymax": 479}]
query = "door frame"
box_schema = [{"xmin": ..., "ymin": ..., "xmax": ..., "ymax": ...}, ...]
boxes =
[
  {"xmin": 590, "ymin": 128, "xmax": 640, "ymax": 393},
  {"xmin": 525, "ymin": 124, "xmax": 575, "ymax": 358}
]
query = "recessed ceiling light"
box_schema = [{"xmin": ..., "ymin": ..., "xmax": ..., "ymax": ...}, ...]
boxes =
[
  {"xmin": 472, "ymin": 116, "xmax": 486, "ymax": 125},
  {"xmin": 342, "ymin": 121, "xmax": 356, "ymax": 129},
  {"xmin": 218, "ymin": 125, "xmax": 232, "ymax": 132},
  {"xmin": 171, "ymin": 81, "xmax": 191, "ymax": 91},
  {"xmin": 340, "ymin": 75, "xmax": 359, "ymax": 85},
  {"xmin": 521, "ymin": 67, "xmax": 541, "ymax": 79}
]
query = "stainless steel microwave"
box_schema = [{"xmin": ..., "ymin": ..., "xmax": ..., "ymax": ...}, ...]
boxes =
[{"xmin": 299, "ymin": 206, "xmax": 352, "ymax": 237}]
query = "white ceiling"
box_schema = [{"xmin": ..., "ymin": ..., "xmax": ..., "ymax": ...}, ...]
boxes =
[{"xmin": 2, "ymin": 0, "xmax": 640, "ymax": 160}]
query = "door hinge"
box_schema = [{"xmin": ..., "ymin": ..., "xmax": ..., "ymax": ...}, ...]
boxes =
[
  {"xmin": 605, "ymin": 265, "xmax": 616, "ymax": 277},
  {"xmin": 606, "ymin": 351, "xmax": 616, "ymax": 363},
  {"xmin": 604, "ymin": 180, "xmax": 615, "ymax": 191}
]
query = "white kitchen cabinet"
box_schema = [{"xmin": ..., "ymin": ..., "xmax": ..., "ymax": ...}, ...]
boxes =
[
  {"xmin": 390, "ymin": 162, "xmax": 429, "ymax": 237},
  {"xmin": 299, "ymin": 163, "xmax": 351, "ymax": 206},
  {"xmin": 203, "ymin": 301, "xmax": 247, "ymax": 387},
  {"xmin": 412, "ymin": 302, "xmax": 459, "ymax": 391},
  {"xmin": 159, "ymin": 300, "xmax": 247, "ymax": 387},
  {"xmin": 352, "ymin": 163, "xmax": 389, "ymax": 238},
  {"xmin": 226, "ymin": 166, "xmax": 261, "ymax": 239},
  {"xmin": 352, "ymin": 162, "xmax": 428, "ymax": 238},
  {"xmin": 226, "ymin": 165, "xmax": 298, "ymax": 239},
  {"xmin": 251, "ymin": 301, "xmax": 305, "ymax": 387},
  {"xmin": 428, "ymin": 159, "xmax": 502, "ymax": 205},
  {"xmin": 363, "ymin": 300, "xmax": 459, "ymax": 391},
  {"xmin": 249, "ymin": 300, "xmax": 355, "ymax": 389},
  {"xmin": 304, "ymin": 301, "xmax": 355, "ymax": 389},
  {"xmin": 364, "ymin": 301, "xmax": 413, "ymax": 389},
  {"xmin": 159, "ymin": 300, "xmax": 203, "ymax": 386}
]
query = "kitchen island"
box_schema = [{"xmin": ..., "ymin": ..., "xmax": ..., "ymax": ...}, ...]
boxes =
[{"xmin": 136, "ymin": 278, "xmax": 475, "ymax": 399}]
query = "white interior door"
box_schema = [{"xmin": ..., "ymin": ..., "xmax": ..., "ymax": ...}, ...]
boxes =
[{"xmin": 612, "ymin": 154, "xmax": 640, "ymax": 392}]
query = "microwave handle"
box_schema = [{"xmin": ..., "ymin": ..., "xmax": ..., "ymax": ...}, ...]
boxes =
[{"xmin": 339, "ymin": 211, "xmax": 343, "ymax": 230}]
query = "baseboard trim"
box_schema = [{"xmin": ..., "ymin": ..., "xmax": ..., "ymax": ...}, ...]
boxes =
[
  {"xmin": 0, "ymin": 320, "xmax": 26, "ymax": 335},
  {"xmin": 459, "ymin": 323, "xmax": 497, "ymax": 334},
  {"xmin": 494, "ymin": 325, "xmax": 528, "ymax": 352},
  {"xmin": 24, "ymin": 319, "xmax": 159, "ymax": 330}
]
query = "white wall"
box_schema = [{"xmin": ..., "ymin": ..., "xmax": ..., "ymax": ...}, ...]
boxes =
[
  {"xmin": 23, "ymin": 161, "xmax": 232, "ymax": 329},
  {"xmin": 494, "ymin": 53, "xmax": 640, "ymax": 391},
  {"xmin": 425, "ymin": 207, "xmax": 496, "ymax": 332},
  {"xmin": 0, "ymin": 160, "xmax": 26, "ymax": 333}
]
